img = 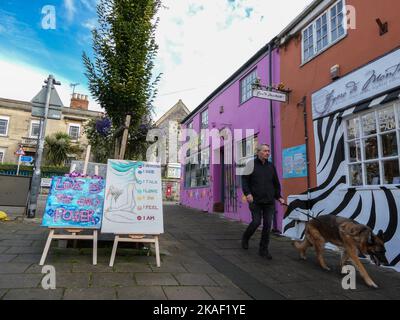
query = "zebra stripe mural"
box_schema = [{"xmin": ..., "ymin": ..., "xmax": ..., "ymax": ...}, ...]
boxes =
[{"xmin": 283, "ymin": 91, "xmax": 400, "ymax": 271}]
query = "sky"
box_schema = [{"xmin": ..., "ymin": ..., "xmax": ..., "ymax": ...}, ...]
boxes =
[{"xmin": 0, "ymin": 0, "xmax": 314, "ymax": 119}]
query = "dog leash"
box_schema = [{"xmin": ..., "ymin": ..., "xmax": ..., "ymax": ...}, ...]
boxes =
[{"xmin": 281, "ymin": 202, "xmax": 322, "ymax": 221}]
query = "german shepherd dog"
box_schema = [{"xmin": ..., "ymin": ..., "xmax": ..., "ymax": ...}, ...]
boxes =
[{"xmin": 294, "ymin": 215, "xmax": 388, "ymax": 288}]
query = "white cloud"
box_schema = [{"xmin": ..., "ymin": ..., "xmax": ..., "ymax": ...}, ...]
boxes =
[
  {"xmin": 153, "ymin": 0, "xmax": 314, "ymax": 120},
  {"xmin": 64, "ymin": 0, "xmax": 77, "ymax": 22},
  {"xmin": 0, "ymin": 58, "xmax": 102, "ymax": 112},
  {"xmin": 82, "ymin": 18, "xmax": 97, "ymax": 30}
]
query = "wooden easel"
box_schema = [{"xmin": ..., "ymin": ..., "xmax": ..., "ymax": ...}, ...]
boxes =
[
  {"xmin": 39, "ymin": 145, "xmax": 100, "ymax": 266},
  {"xmin": 109, "ymin": 234, "xmax": 161, "ymax": 267},
  {"xmin": 39, "ymin": 228, "xmax": 98, "ymax": 265}
]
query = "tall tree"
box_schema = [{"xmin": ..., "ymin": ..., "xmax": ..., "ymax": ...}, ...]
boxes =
[{"xmin": 83, "ymin": 0, "xmax": 161, "ymax": 159}]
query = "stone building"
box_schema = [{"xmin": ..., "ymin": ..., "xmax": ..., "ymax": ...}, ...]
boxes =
[{"xmin": 0, "ymin": 93, "xmax": 102, "ymax": 165}]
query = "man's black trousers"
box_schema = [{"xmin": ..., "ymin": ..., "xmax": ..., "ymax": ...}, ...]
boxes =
[{"xmin": 242, "ymin": 202, "xmax": 275, "ymax": 250}]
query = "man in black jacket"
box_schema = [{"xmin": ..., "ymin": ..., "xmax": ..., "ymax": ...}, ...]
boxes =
[{"xmin": 241, "ymin": 144, "xmax": 285, "ymax": 259}]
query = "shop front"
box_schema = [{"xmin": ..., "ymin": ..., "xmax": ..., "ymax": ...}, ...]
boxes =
[{"xmin": 284, "ymin": 47, "xmax": 400, "ymax": 271}]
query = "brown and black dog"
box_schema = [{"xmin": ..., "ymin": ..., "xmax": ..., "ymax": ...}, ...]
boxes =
[{"xmin": 294, "ymin": 215, "xmax": 388, "ymax": 288}]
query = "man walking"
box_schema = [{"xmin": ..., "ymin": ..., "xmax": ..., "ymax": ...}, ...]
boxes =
[{"xmin": 241, "ymin": 144, "xmax": 285, "ymax": 259}]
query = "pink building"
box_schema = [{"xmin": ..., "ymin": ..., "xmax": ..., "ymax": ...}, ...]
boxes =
[{"xmin": 180, "ymin": 41, "xmax": 285, "ymax": 231}]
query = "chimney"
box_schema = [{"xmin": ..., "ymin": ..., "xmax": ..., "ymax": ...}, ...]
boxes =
[{"xmin": 70, "ymin": 93, "xmax": 89, "ymax": 110}]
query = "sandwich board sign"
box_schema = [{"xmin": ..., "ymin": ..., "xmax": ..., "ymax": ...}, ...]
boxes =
[
  {"xmin": 41, "ymin": 176, "xmax": 105, "ymax": 229},
  {"xmin": 101, "ymin": 160, "xmax": 164, "ymax": 234}
]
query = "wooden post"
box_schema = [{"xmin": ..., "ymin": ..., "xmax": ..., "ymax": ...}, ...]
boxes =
[
  {"xmin": 83, "ymin": 145, "xmax": 91, "ymax": 175},
  {"xmin": 119, "ymin": 114, "xmax": 131, "ymax": 160},
  {"xmin": 114, "ymin": 137, "xmax": 120, "ymax": 159}
]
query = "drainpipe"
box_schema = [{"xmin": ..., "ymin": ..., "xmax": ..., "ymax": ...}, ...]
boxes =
[
  {"xmin": 268, "ymin": 42, "xmax": 275, "ymax": 165},
  {"xmin": 298, "ymin": 96, "xmax": 311, "ymax": 211}
]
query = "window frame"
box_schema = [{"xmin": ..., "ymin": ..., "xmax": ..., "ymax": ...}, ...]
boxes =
[
  {"xmin": 0, "ymin": 148, "xmax": 5, "ymax": 163},
  {"xmin": 240, "ymin": 69, "xmax": 257, "ymax": 104},
  {"xmin": 68, "ymin": 123, "xmax": 81, "ymax": 141},
  {"xmin": 301, "ymin": 0, "xmax": 347, "ymax": 64},
  {"xmin": 29, "ymin": 120, "xmax": 41, "ymax": 138},
  {"xmin": 0, "ymin": 116, "xmax": 10, "ymax": 137},
  {"xmin": 184, "ymin": 147, "xmax": 210, "ymax": 189},
  {"xmin": 344, "ymin": 102, "xmax": 400, "ymax": 187}
]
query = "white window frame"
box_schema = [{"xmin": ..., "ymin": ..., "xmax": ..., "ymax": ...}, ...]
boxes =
[
  {"xmin": 0, "ymin": 148, "xmax": 5, "ymax": 163},
  {"xmin": 0, "ymin": 116, "xmax": 10, "ymax": 137},
  {"xmin": 29, "ymin": 120, "xmax": 41, "ymax": 138},
  {"xmin": 200, "ymin": 109, "xmax": 208, "ymax": 129},
  {"xmin": 301, "ymin": 0, "xmax": 347, "ymax": 64},
  {"xmin": 344, "ymin": 102, "xmax": 400, "ymax": 187},
  {"xmin": 240, "ymin": 69, "xmax": 257, "ymax": 104},
  {"xmin": 68, "ymin": 123, "xmax": 81, "ymax": 140}
]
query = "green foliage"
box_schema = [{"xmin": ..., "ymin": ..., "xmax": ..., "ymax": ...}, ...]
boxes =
[
  {"xmin": 44, "ymin": 132, "xmax": 82, "ymax": 166},
  {"xmin": 83, "ymin": 0, "xmax": 161, "ymax": 159}
]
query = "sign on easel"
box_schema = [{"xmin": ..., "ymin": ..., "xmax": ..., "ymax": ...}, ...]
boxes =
[
  {"xmin": 101, "ymin": 160, "xmax": 164, "ymax": 234},
  {"xmin": 102, "ymin": 160, "xmax": 164, "ymax": 268},
  {"xmin": 41, "ymin": 176, "xmax": 105, "ymax": 228},
  {"xmin": 39, "ymin": 174, "xmax": 105, "ymax": 266}
]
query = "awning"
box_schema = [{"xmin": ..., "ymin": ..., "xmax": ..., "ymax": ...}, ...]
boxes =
[{"xmin": 352, "ymin": 87, "xmax": 400, "ymax": 115}]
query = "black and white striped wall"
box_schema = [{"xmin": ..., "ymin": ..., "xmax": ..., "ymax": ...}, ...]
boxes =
[{"xmin": 283, "ymin": 88, "xmax": 400, "ymax": 271}]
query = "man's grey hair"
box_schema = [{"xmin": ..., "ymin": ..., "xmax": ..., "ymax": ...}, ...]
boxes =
[{"xmin": 256, "ymin": 144, "xmax": 270, "ymax": 153}]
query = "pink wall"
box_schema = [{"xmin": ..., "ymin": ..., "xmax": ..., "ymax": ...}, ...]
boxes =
[{"xmin": 180, "ymin": 48, "xmax": 284, "ymax": 231}]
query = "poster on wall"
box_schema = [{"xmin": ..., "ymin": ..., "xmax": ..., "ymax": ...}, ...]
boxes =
[
  {"xmin": 101, "ymin": 160, "xmax": 164, "ymax": 235},
  {"xmin": 41, "ymin": 176, "xmax": 105, "ymax": 228},
  {"xmin": 283, "ymin": 145, "xmax": 307, "ymax": 178}
]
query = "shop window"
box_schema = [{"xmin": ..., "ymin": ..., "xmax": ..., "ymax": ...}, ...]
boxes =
[
  {"xmin": 235, "ymin": 135, "xmax": 258, "ymax": 187},
  {"xmin": 345, "ymin": 103, "xmax": 400, "ymax": 186},
  {"xmin": 184, "ymin": 148, "xmax": 210, "ymax": 188}
]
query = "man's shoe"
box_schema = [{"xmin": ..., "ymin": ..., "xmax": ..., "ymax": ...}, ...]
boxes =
[
  {"xmin": 259, "ymin": 249, "xmax": 272, "ymax": 260},
  {"xmin": 241, "ymin": 239, "xmax": 249, "ymax": 250}
]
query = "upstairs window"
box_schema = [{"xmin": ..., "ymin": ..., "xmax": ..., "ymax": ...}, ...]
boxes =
[
  {"xmin": 68, "ymin": 124, "xmax": 80, "ymax": 140},
  {"xmin": 302, "ymin": 0, "xmax": 346, "ymax": 63},
  {"xmin": 30, "ymin": 120, "xmax": 40, "ymax": 138},
  {"xmin": 240, "ymin": 69, "xmax": 257, "ymax": 103},
  {"xmin": 0, "ymin": 116, "xmax": 10, "ymax": 136}
]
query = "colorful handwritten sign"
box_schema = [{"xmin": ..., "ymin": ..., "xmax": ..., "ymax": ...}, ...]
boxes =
[
  {"xmin": 41, "ymin": 177, "xmax": 105, "ymax": 229},
  {"xmin": 101, "ymin": 160, "xmax": 164, "ymax": 234}
]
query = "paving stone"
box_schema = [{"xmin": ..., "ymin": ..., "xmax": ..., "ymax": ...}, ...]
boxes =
[
  {"xmin": 117, "ymin": 286, "xmax": 167, "ymax": 300},
  {"xmin": 56, "ymin": 273, "xmax": 90, "ymax": 288},
  {"xmin": 174, "ymin": 273, "xmax": 217, "ymax": 286},
  {"xmin": 150, "ymin": 262, "xmax": 187, "ymax": 273},
  {"xmin": 5, "ymin": 246, "xmax": 43, "ymax": 254},
  {"xmin": 63, "ymin": 288, "xmax": 116, "ymax": 300},
  {"xmin": 344, "ymin": 290, "xmax": 392, "ymax": 300},
  {"xmin": 135, "ymin": 273, "xmax": 179, "ymax": 286},
  {"xmin": 182, "ymin": 262, "xmax": 218, "ymax": 273},
  {"xmin": 0, "ymin": 262, "xmax": 32, "ymax": 273},
  {"xmin": 3, "ymin": 288, "xmax": 64, "ymax": 300},
  {"xmin": 12, "ymin": 254, "xmax": 42, "ymax": 263},
  {"xmin": 0, "ymin": 255, "xmax": 17, "ymax": 262},
  {"xmin": 208, "ymin": 273, "xmax": 237, "ymax": 287},
  {"xmin": 92, "ymin": 273, "xmax": 136, "ymax": 287},
  {"xmin": 0, "ymin": 274, "xmax": 42, "ymax": 289},
  {"xmin": 72, "ymin": 263, "xmax": 114, "ymax": 273},
  {"xmin": 25, "ymin": 263, "xmax": 73, "ymax": 274},
  {"xmin": 113, "ymin": 262, "xmax": 152, "ymax": 273},
  {"xmin": 0, "ymin": 289, "xmax": 7, "ymax": 299},
  {"xmin": 163, "ymin": 286, "xmax": 212, "ymax": 300},
  {"xmin": 204, "ymin": 286, "xmax": 252, "ymax": 300},
  {"xmin": 0, "ymin": 247, "xmax": 9, "ymax": 254},
  {"xmin": 0, "ymin": 240, "xmax": 33, "ymax": 246}
]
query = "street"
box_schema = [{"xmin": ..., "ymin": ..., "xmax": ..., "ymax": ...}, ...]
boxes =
[{"xmin": 0, "ymin": 203, "xmax": 399, "ymax": 300}]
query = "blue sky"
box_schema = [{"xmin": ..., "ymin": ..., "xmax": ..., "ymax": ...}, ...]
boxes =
[
  {"xmin": 0, "ymin": 0, "xmax": 314, "ymax": 118},
  {"xmin": 0, "ymin": 0, "xmax": 96, "ymax": 90}
]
